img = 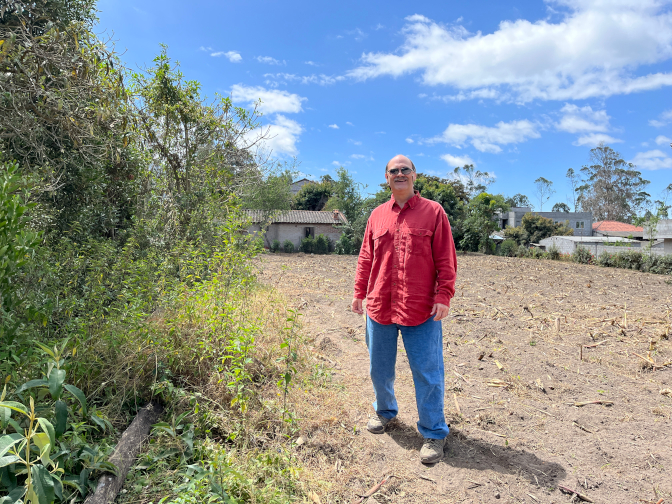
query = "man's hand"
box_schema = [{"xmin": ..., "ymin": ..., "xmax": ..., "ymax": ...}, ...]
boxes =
[
  {"xmin": 430, "ymin": 303, "xmax": 450, "ymax": 321},
  {"xmin": 351, "ymin": 298, "xmax": 364, "ymax": 315}
]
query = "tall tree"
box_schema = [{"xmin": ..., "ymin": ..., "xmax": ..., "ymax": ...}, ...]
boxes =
[
  {"xmin": 460, "ymin": 193, "xmax": 508, "ymax": 253},
  {"xmin": 293, "ymin": 180, "xmax": 333, "ymax": 211},
  {"xmin": 451, "ymin": 165, "xmax": 495, "ymax": 198},
  {"xmin": 551, "ymin": 202, "xmax": 571, "ymax": 213},
  {"xmin": 323, "ymin": 167, "xmax": 364, "ymax": 223},
  {"xmin": 505, "ymin": 193, "xmax": 532, "ymax": 208},
  {"xmin": 576, "ymin": 144, "xmax": 650, "ymax": 222},
  {"xmin": 566, "ymin": 168, "xmax": 580, "ymax": 211},
  {"xmin": 534, "ymin": 177, "xmax": 555, "ymax": 212}
]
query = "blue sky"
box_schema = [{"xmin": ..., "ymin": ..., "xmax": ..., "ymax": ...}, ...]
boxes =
[{"xmin": 97, "ymin": 0, "xmax": 672, "ymax": 210}]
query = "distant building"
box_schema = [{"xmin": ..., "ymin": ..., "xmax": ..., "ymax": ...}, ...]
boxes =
[
  {"xmin": 592, "ymin": 220, "xmax": 644, "ymax": 239},
  {"xmin": 290, "ymin": 178, "xmax": 316, "ymax": 195},
  {"xmin": 654, "ymin": 219, "xmax": 672, "ymax": 255},
  {"xmin": 539, "ymin": 235, "xmax": 641, "ymax": 255},
  {"xmin": 245, "ymin": 209, "xmax": 347, "ymax": 249},
  {"xmin": 497, "ymin": 207, "xmax": 593, "ymax": 236}
]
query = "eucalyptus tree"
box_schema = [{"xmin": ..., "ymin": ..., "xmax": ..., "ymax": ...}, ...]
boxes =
[{"xmin": 576, "ymin": 144, "xmax": 650, "ymax": 223}]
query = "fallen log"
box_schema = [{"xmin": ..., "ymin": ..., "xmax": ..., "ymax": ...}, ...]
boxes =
[{"xmin": 84, "ymin": 402, "xmax": 164, "ymax": 504}]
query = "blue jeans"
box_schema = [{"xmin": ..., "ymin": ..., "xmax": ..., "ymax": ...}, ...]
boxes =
[{"xmin": 365, "ymin": 315, "xmax": 449, "ymax": 439}]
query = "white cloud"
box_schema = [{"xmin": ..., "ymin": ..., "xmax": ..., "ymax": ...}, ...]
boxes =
[
  {"xmin": 351, "ymin": 154, "xmax": 366, "ymax": 159},
  {"xmin": 348, "ymin": 4, "xmax": 672, "ymax": 102},
  {"xmin": 631, "ymin": 149, "xmax": 672, "ymax": 170},
  {"xmin": 257, "ymin": 56, "xmax": 286, "ymax": 65},
  {"xmin": 328, "ymin": 124, "xmax": 339, "ymax": 129},
  {"xmin": 405, "ymin": 138, "xmax": 414, "ymax": 144},
  {"xmin": 656, "ymin": 135, "xmax": 672, "ymax": 145},
  {"xmin": 305, "ymin": 61, "xmax": 319, "ymax": 66},
  {"xmin": 650, "ymin": 109, "xmax": 672, "ymax": 127},
  {"xmin": 199, "ymin": 46, "xmax": 213, "ymax": 52},
  {"xmin": 248, "ymin": 115, "xmax": 303, "ymax": 156},
  {"xmin": 428, "ymin": 120, "xmax": 540, "ymax": 153},
  {"xmin": 573, "ymin": 133, "xmax": 622, "ymax": 147},
  {"xmin": 211, "ymin": 51, "xmax": 242, "ymax": 62},
  {"xmin": 231, "ymin": 85, "xmax": 306, "ymax": 114},
  {"xmin": 441, "ymin": 153, "xmax": 475, "ymax": 167},
  {"xmin": 348, "ymin": 139, "xmax": 362, "ymax": 145},
  {"xmin": 556, "ymin": 104, "xmax": 610, "ymax": 133},
  {"xmin": 332, "ymin": 161, "xmax": 341, "ymax": 166},
  {"xmin": 263, "ymin": 72, "xmax": 345, "ymax": 86},
  {"xmin": 346, "ymin": 121, "xmax": 354, "ymax": 126}
]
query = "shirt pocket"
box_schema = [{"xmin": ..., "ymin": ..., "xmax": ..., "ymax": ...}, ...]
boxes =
[
  {"xmin": 372, "ymin": 228, "xmax": 389, "ymax": 253},
  {"xmin": 408, "ymin": 228, "xmax": 433, "ymax": 256}
]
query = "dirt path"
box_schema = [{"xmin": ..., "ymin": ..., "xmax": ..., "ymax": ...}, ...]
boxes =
[{"xmin": 257, "ymin": 253, "xmax": 672, "ymax": 504}]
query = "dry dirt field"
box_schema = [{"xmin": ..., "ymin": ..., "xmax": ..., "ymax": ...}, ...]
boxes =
[{"xmin": 256, "ymin": 253, "xmax": 672, "ymax": 504}]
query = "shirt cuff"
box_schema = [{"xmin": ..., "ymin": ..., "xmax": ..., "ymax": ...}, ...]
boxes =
[{"xmin": 434, "ymin": 294, "xmax": 452, "ymax": 307}]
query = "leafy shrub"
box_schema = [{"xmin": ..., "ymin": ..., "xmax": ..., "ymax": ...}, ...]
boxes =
[
  {"xmin": 270, "ymin": 240, "xmax": 280, "ymax": 253},
  {"xmin": 530, "ymin": 247, "xmax": 544, "ymax": 259},
  {"xmin": 648, "ymin": 254, "xmax": 672, "ymax": 275},
  {"xmin": 516, "ymin": 245, "xmax": 530, "ymax": 258},
  {"xmin": 596, "ymin": 251, "xmax": 614, "ymax": 267},
  {"xmin": 547, "ymin": 244, "xmax": 561, "ymax": 260},
  {"xmin": 282, "ymin": 240, "xmax": 294, "ymax": 253},
  {"xmin": 572, "ymin": 246, "xmax": 593, "ymax": 264},
  {"xmin": 313, "ymin": 234, "xmax": 329, "ymax": 254},
  {"xmin": 335, "ymin": 234, "xmax": 352, "ymax": 255},
  {"xmin": 299, "ymin": 236, "xmax": 314, "ymax": 254},
  {"xmin": 0, "ymin": 341, "xmax": 114, "ymax": 503},
  {"xmin": 500, "ymin": 239, "xmax": 518, "ymax": 257}
]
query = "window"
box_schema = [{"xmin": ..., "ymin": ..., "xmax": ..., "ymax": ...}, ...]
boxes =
[
  {"xmin": 304, "ymin": 227, "xmax": 315, "ymax": 238},
  {"xmin": 575, "ymin": 221, "xmax": 585, "ymax": 229}
]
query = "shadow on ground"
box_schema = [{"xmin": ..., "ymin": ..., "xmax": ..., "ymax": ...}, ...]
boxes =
[{"xmin": 386, "ymin": 419, "xmax": 566, "ymax": 487}]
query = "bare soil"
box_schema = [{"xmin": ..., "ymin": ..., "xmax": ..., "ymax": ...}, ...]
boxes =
[{"xmin": 256, "ymin": 253, "xmax": 672, "ymax": 504}]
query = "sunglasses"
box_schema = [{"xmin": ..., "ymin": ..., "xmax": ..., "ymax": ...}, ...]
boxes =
[{"xmin": 387, "ymin": 167, "xmax": 414, "ymax": 176}]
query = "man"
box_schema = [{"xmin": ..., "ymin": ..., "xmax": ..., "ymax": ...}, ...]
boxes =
[{"xmin": 352, "ymin": 154, "xmax": 457, "ymax": 464}]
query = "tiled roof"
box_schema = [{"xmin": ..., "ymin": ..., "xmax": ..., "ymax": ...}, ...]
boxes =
[
  {"xmin": 244, "ymin": 209, "xmax": 348, "ymax": 225},
  {"xmin": 592, "ymin": 220, "xmax": 643, "ymax": 232}
]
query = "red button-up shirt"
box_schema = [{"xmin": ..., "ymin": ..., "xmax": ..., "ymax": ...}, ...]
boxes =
[{"xmin": 354, "ymin": 191, "xmax": 457, "ymax": 326}]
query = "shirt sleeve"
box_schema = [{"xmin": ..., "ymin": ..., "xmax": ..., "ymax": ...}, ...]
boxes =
[
  {"xmin": 432, "ymin": 209, "xmax": 457, "ymax": 306},
  {"xmin": 353, "ymin": 218, "xmax": 374, "ymax": 299}
]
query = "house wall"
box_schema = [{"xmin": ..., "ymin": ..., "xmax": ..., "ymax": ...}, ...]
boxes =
[
  {"xmin": 251, "ymin": 223, "xmax": 343, "ymax": 249},
  {"xmin": 537, "ymin": 212, "xmax": 593, "ymax": 236},
  {"xmin": 539, "ymin": 237, "xmax": 668, "ymax": 257}
]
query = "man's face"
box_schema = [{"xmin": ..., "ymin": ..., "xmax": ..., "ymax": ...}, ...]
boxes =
[{"xmin": 385, "ymin": 156, "xmax": 416, "ymax": 194}]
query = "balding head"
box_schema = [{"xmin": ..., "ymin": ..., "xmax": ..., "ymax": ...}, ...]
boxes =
[{"xmin": 385, "ymin": 154, "xmax": 416, "ymax": 173}]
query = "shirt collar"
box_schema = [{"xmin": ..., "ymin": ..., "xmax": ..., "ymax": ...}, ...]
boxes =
[{"xmin": 390, "ymin": 190, "xmax": 420, "ymax": 210}]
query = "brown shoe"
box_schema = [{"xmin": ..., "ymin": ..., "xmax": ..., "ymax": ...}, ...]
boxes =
[
  {"xmin": 420, "ymin": 437, "xmax": 446, "ymax": 464},
  {"xmin": 367, "ymin": 414, "xmax": 393, "ymax": 434}
]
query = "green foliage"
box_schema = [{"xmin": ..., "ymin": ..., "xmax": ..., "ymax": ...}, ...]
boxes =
[
  {"xmin": 299, "ymin": 236, "xmax": 314, "ymax": 254},
  {"xmin": 313, "ymin": 234, "xmax": 329, "ymax": 255},
  {"xmin": 505, "ymin": 193, "xmax": 532, "ymax": 208},
  {"xmin": 292, "ymin": 180, "xmax": 332, "ymax": 211},
  {"xmin": 0, "ymin": 162, "xmax": 41, "ymax": 344},
  {"xmin": 334, "ymin": 234, "xmax": 353, "ymax": 255},
  {"xmin": 270, "ymin": 240, "xmax": 280, "ymax": 253},
  {"xmin": 551, "ymin": 202, "xmax": 571, "ymax": 213},
  {"xmin": 503, "ymin": 213, "xmax": 573, "ymax": 246},
  {"xmin": 572, "ymin": 246, "xmax": 593, "ymax": 264},
  {"xmin": 547, "ymin": 244, "xmax": 561, "ymax": 260},
  {"xmin": 517, "ymin": 245, "xmax": 530, "ymax": 258},
  {"xmin": 322, "ymin": 167, "xmax": 364, "ymax": 224},
  {"xmin": 576, "ymin": 144, "xmax": 650, "ymax": 222},
  {"xmin": 0, "ymin": 341, "xmax": 114, "ymax": 503},
  {"xmin": 460, "ymin": 193, "xmax": 508, "ymax": 252},
  {"xmin": 282, "ymin": 240, "xmax": 294, "ymax": 253},
  {"xmin": 499, "ymin": 239, "xmax": 518, "ymax": 257}
]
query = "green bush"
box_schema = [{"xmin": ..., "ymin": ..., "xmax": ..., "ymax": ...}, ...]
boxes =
[
  {"xmin": 299, "ymin": 236, "xmax": 314, "ymax": 254},
  {"xmin": 270, "ymin": 240, "xmax": 280, "ymax": 253},
  {"xmin": 314, "ymin": 234, "xmax": 329, "ymax": 254},
  {"xmin": 547, "ymin": 244, "xmax": 561, "ymax": 260},
  {"xmin": 282, "ymin": 240, "xmax": 295, "ymax": 253},
  {"xmin": 334, "ymin": 234, "xmax": 352, "ymax": 255},
  {"xmin": 596, "ymin": 251, "xmax": 614, "ymax": 267},
  {"xmin": 516, "ymin": 245, "xmax": 530, "ymax": 258},
  {"xmin": 572, "ymin": 246, "xmax": 593, "ymax": 264},
  {"xmin": 530, "ymin": 247, "xmax": 544, "ymax": 259},
  {"xmin": 500, "ymin": 239, "xmax": 518, "ymax": 257}
]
